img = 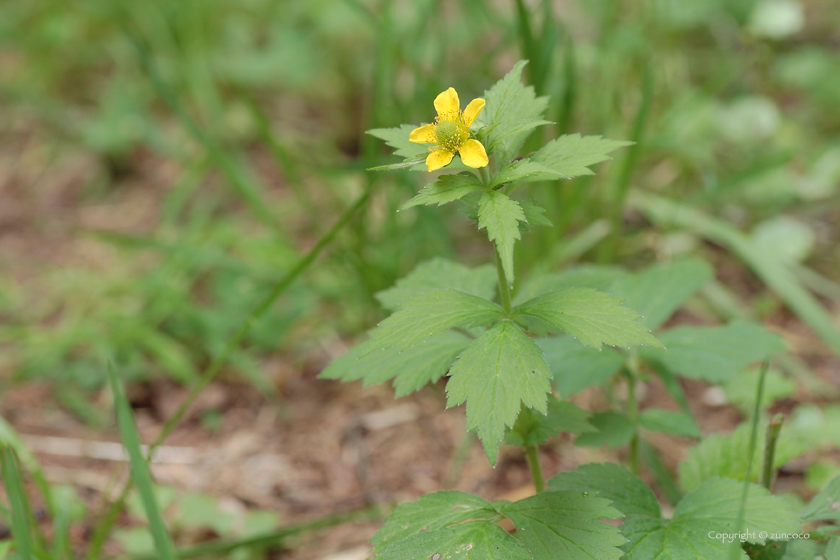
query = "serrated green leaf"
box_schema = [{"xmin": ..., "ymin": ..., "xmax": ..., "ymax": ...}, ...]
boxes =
[
  {"xmin": 574, "ymin": 412, "xmax": 636, "ymax": 448},
  {"xmin": 537, "ymin": 336, "xmax": 625, "ymax": 397},
  {"xmin": 548, "ymin": 462, "xmax": 662, "ymax": 519},
  {"xmin": 489, "ymin": 159, "xmax": 562, "ymax": 188},
  {"xmin": 446, "ymin": 321, "xmax": 552, "ymax": 466},
  {"xmin": 519, "ymin": 200, "xmax": 552, "ymax": 229},
  {"xmin": 506, "ymin": 395, "xmax": 595, "ymax": 446},
  {"xmin": 368, "ymin": 125, "xmax": 430, "ymax": 159},
  {"xmin": 606, "ymin": 259, "xmax": 714, "ymax": 329},
  {"xmin": 501, "ymin": 491, "xmax": 626, "ymax": 560},
  {"xmin": 400, "ymin": 173, "xmax": 485, "ymax": 210},
  {"xmin": 377, "ymin": 521, "xmax": 531, "ymax": 560},
  {"xmin": 678, "ymin": 422, "xmax": 809, "ymax": 492},
  {"xmin": 375, "ymin": 258, "xmax": 497, "ymax": 312},
  {"xmin": 531, "ymin": 134, "xmax": 632, "ymax": 178},
  {"xmin": 639, "ymin": 408, "xmax": 701, "ymax": 438},
  {"xmin": 368, "ymin": 155, "xmax": 427, "ymax": 171},
  {"xmin": 516, "ymin": 288, "xmax": 663, "ymax": 348},
  {"xmin": 674, "ymin": 479, "xmax": 801, "ymax": 542},
  {"xmin": 477, "ymin": 191, "xmax": 525, "ymax": 283},
  {"xmin": 513, "ymin": 265, "xmax": 628, "ymax": 306},
  {"xmin": 620, "ymin": 479, "xmax": 801, "ymax": 560},
  {"xmin": 371, "ymin": 491, "xmax": 499, "ymax": 549},
  {"xmin": 800, "ymin": 476, "xmax": 840, "ymax": 522},
  {"xmin": 361, "ymin": 289, "xmax": 503, "ymax": 356},
  {"xmin": 319, "ymin": 331, "xmax": 471, "ymax": 397},
  {"xmin": 640, "ymin": 321, "xmax": 786, "ymax": 382},
  {"xmin": 480, "ymin": 61, "xmax": 550, "ymax": 164}
]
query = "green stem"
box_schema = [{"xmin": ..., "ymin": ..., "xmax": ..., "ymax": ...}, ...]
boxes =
[
  {"xmin": 479, "ymin": 165, "xmax": 491, "ymax": 187},
  {"xmin": 761, "ymin": 414, "xmax": 784, "ymax": 491},
  {"xmin": 624, "ymin": 352, "xmax": 641, "ymax": 476},
  {"xmin": 525, "ymin": 445, "xmax": 545, "ymax": 493},
  {"xmin": 495, "ymin": 247, "xmax": 512, "ymax": 314},
  {"xmin": 84, "ymin": 182, "xmax": 376, "ymax": 560}
]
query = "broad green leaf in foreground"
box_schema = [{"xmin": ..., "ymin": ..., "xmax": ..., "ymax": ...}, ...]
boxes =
[
  {"xmin": 531, "ymin": 133, "xmax": 632, "ymax": 179},
  {"xmin": 505, "ymin": 395, "xmax": 595, "ymax": 447},
  {"xmin": 537, "ymin": 336, "xmax": 625, "ymax": 396},
  {"xmin": 516, "ymin": 288, "xmax": 663, "ymax": 348},
  {"xmin": 400, "ymin": 173, "xmax": 485, "ymax": 210},
  {"xmin": 371, "ymin": 491, "xmax": 499, "ymax": 549},
  {"xmin": 361, "ymin": 289, "xmax": 503, "ymax": 356},
  {"xmin": 377, "ymin": 521, "xmax": 531, "ymax": 560},
  {"xmin": 552, "ymin": 466, "xmax": 801, "ymax": 559},
  {"xmin": 678, "ymin": 422, "xmax": 808, "ymax": 492},
  {"xmin": 319, "ymin": 331, "xmax": 471, "ymax": 397},
  {"xmin": 375, "ymin": 258, "xmax": 497, "ymax": 312},
  {"xmin": 549, "ymin": 462, "xmax": 662, "ymax": 519},
  {"xmin": 478, "ymin": 191, "xmax": 526, "ymax": 283},
  {"xmin": 800, "ymin": 475, "xmax": 840, "ymax": 522},
  {"xmin": 489, "ymin": 159, "xmax": 563, "ymax": 188},
  {"xmin": 606, "ymin": 258, "xmax": 714, "ymax": 329},
  {"xmin": 640, "ymin": 321, "xmax": 786, "ymax": 383},
  {"xmin": 446, "ymin": 321, "xmax": 552, "ymax": 465},
  {"xmin": 500, "ymin": 491, "xmax": 626, "ymax": 560},
  {"xmin": 367, "ymin": 125, "xmax": 430, "ymax": 159},
  {"xmin": 479, "ymin": 60, "xmax": 550, "ymax": 164}
]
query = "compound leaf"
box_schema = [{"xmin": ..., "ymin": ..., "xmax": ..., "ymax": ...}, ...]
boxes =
[
  {"xmin": 480, "ymin": 60, "xmax": 550, "ymax": 164},
  {"xmin": 401, "ymin": 173, "xmax": 485, "ymax": 210},
  {"xmin": 489, "ymin": 159, "xmax": 562, "ymax": 188},
  {"xmin": 531, "ymin": 133, "xmax": 631, "ymax": 178},
  {"xmin": 319, "ymin": 331, "xmax": 471, "ymax": 397},
  {"xmin": 376, "ymin": 521, "xmax": 530, "ymax": 560},
  {"xmin": 368, "ymin": 125, "xmax": 430, "ymax": 159},
  {"xmin": 375, "ymin": 258, "xmax": 497, "ymax": 312},
  {"xmin": 361, "ymin": 289, "xmax": 503, "ymax": 356},
  {"xmin": 371, "ymin": 491, "xmax": 498, "ymax": 549},
  {"xmin": 446, "ymin": 321, "xmax": 552, "ymax": 466},
  {"xmin": 517, "ymin": 288, "xmax": 663, "ymax": 348},
  {"xmin": 548, "ymin": 462, "xmax": 662, "ymax": 519},
  {"xmin": 501, "ymin": 491, "xmax": 626, "ymax": 560}
]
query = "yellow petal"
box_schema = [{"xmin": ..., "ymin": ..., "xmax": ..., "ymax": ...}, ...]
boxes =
[
  {"xmin": 434, "ymin": 87, "xmax": 460, "ymax": 117},
  {"xmin": 426, "ymin": 148, "xmax": 455, "ymax": 171},
  {"xmin": 458, "ymin": 139, "xmax": 489, "ymax": 168},
  {"xmin": 409, "ymin": 124, "xmax": 437, "ymax": 144},
  {"xmin": 462, "ymin": 98, "xmax": 485, "ymax": 127}
]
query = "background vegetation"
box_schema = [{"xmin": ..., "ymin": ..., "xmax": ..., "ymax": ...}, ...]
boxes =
[{"xmin": 0, "ymin": 0, "xmax": 839, "ymax": 558}]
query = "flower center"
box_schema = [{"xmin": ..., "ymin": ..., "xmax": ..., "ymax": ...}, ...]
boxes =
[{"xmin": 435, "ymin": 114, "xmax": 469, "ymax": 152}]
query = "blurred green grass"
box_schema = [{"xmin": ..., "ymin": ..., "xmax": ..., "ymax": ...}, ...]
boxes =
[{"xmin": 1, "ymin": 0, "xmax": 839, "ymax": 403}]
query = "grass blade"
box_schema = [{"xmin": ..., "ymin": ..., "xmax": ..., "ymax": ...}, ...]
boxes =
[
  {"xmin": 0, "ymin": 446, "xmax": 35, "ymax": 560},
  {"xmin": 107, "ymin": 367, "xmax": 177, "ymax": 560},
  {"xmin": 631, "ymin": 192, "xmax": 840, "ymax": 356}
]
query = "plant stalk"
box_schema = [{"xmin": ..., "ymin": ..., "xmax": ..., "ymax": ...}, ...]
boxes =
[
  {"xmin": 495, "ymin": 247, "xmax": 513, "ymax": 314},
  {"xmin": 525, "ymin": 445, "xmax": 545, "ymax": 493},
  {"xmin": 761, "ymin": 414, "xmax": 784, "ymax": 490}
]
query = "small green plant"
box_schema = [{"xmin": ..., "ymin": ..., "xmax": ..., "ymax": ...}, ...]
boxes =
[{"xmin": 321, "ymin": 62, "xmax": 840, "ymax": 559}]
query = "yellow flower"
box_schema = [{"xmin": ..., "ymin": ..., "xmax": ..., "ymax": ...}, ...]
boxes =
[{"xmin": 409, "ymin": 87, "xmax": 489, "ymax": 172}]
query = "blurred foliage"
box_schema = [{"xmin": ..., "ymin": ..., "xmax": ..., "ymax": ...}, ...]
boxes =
[{"xmin": 0, "ymin": 0, "xmax": 839, "ymax": 402}]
